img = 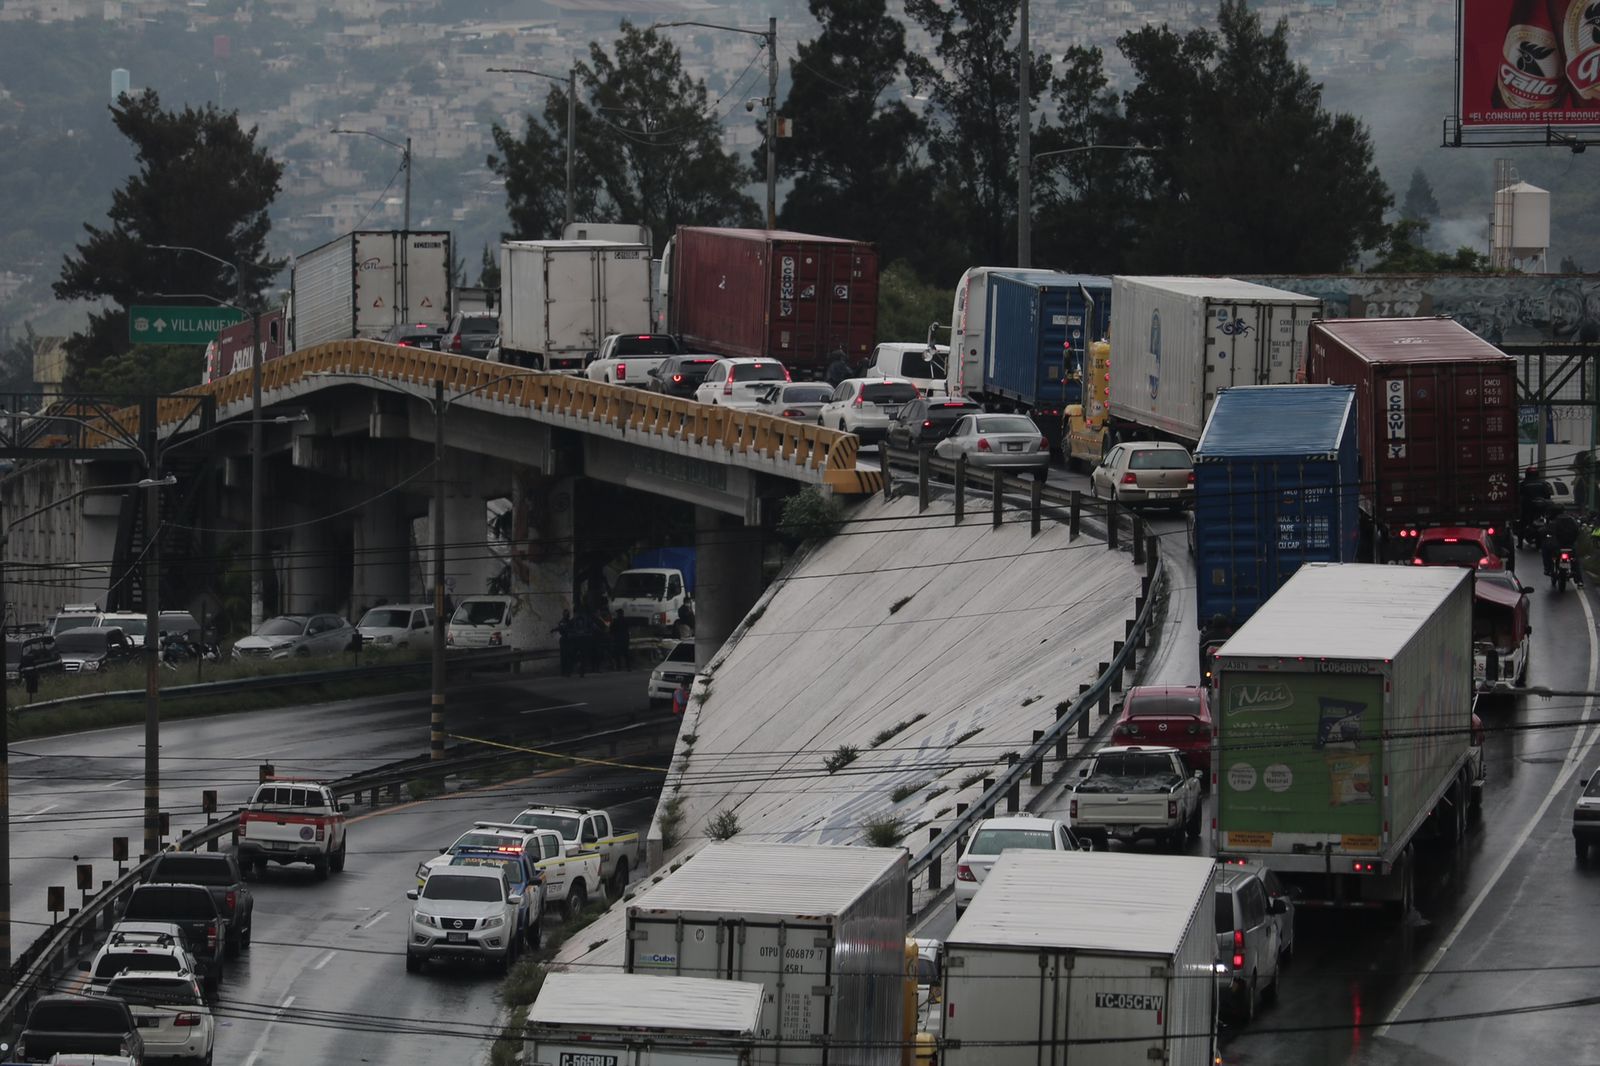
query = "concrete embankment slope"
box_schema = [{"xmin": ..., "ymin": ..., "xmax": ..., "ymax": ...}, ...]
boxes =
[{"xmin": 556, "ymin": 492, "xmax": 1145, "ymax": 970}]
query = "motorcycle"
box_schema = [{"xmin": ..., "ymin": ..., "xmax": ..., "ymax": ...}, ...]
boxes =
[{"xmin": 1552, "ymin": 548, "xmax": 1575, "ymax": 594}]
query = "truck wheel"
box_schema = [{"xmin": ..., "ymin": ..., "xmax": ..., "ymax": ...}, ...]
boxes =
[
  {"xmin": 331, "ymin": 840, "xmax": 347, "ymax": 873},
  {"xmin": 566, "ymin": 881, "xmax": 588, "ymax": 921},
  {"xmin": 1578, "ymin": 838, "xmax": 1591, "ymax": 865},
  {"xmin": 526, "ymin": 915, "xmax": 542, "ymax": 950},
  {"xmin": 609, "ymin": 858, "xmax": 630, "ymax": 898},
  {"xmin": 241, "ymin": 923, "xmax": 252, "ymax": 950},
  {"xmin": 1186, "ymin": 805, "xmax": 1202, "ymax": 838},
  {"xmin": 314, "ymin": 856, "xmax": 330, "ymax": 881},
  {"xmin": 1390, "ymin": 848, "xmax": 1415, "ymax": 921},
  {"xmin": 1241, "ymin": 973, "xmax": 1258, "ymax": 1024},
  {"xmin": 406, "ymin": 952, "xmax": 423, "ymax": 974}
]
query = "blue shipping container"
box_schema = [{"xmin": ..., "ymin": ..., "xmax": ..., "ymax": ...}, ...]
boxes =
[
  {"xmin": 630, "ymin": 546, "xmax": 696, "ymax": 593},
  {"xmin": 1192, "ymin": 385, "xmax": 1359, "ymax": 632},
  {"xmin": 984, "ymin": 272, "xmax": 1112, "ymax": 412}
]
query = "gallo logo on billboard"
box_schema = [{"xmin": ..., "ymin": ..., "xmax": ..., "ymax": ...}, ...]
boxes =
[
  {"xmin": 1226, "ymin": 682, "xmax": 1294, "ymax": 718},
  {"xmin": 1148, "ymin": 309, "xmax": 1162, "ymax": 401}
]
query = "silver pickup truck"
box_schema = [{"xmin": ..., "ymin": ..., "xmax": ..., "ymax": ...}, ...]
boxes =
[{"xmin": 1068, "ymin": 746, "xmax": 1204, "ymax": 852}]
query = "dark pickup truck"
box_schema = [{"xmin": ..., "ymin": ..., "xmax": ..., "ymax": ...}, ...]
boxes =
[
  {"xmin": 121, "ymin": 882, "xmax": 225, "ymax": 994},
  {"xmin": 14, "ymin": 992, "xmax": 145, "ymax": 1063},
  {"xmin": 146, "ymin": 850, "xmax": 254, "ymax": 955}
]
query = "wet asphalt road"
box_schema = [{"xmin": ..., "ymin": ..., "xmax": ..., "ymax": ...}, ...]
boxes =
[{"xmin": 12, "ymin": 664, "xmax": 667, "ymax": 1064}]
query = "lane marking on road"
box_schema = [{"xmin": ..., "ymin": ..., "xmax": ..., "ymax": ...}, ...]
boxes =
[
  {"xmin": 240, "ymin": 993, "xmax": 296, "ymax": 1066},
  {"xmin": 361, "ymin": 909, "xmax": 389, "ymax": 930},
  {"xmin": 20, "ymin": 803, "xmax": 58, "ymax": 820},
  {"xmin": 312, "ymin": 950, "xmax": 336, "ymax": 970},
  {"xmin": 519, "ymin": 701, "xmax": 590, "ymax": 715},
  {"xmin": 1376, "ymin": 586, "xmax": 1600, "ymax": 1039}
]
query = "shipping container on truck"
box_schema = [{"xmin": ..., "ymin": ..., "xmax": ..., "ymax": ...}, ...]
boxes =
[
  {"xmin": 1107, "ymin": 276, "xmax": 1321, "ymax": 448},
  {"xmin": 944, "ymin": 269, "xmax": 1111, "ymax": 450},
  {"xmin": 624, "ymin": 842, "xmax": 906, "ymax": 1066},
  {"xmin": 1213, "ymin": 563, "xmax": 1476, "ymax": 912},
  {"xmin": 203, "ymin": 308, "xmax": 286, "ymax": 384},
  {"xmin": 290, "ymin": 230, "xmax": 453, "ymax": 350},
  {"xmin": 663, "ymin": 228, "xmax": 879, "ymax": 378},
  {"xmin": 941, "ymin": 850, "xmax": 1217, "ymax": 1066},
  {"xmin": 1192, "ymin": 385, "xmax": 1361, "ymax": 681},
  {"xmin": 525, "ymin": 973, "xmax": 766, "ymax": 1066},
  {"xmin": 1302, "ymin": 317, "xmax": 1518, "ymax": 562},
  {"xmin": 499, "ymin": 240, "xmax": 654, "ymax": 372}
]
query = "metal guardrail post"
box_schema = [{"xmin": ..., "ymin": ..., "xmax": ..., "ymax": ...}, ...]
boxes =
[
  {"xmin": 991, "ymin": 470, "xmax": 1003, "ymax": 528},
  {"xmin": 1111, "ymin": 642, "xmax": 1125, "ymax": 692},
  {"xmin": 918, "ymin": 449, "xmax": 930, "ymax": 513},
  {"xmin": 1070, "ymin": 490, "xmax": 1081, "ymax": 538},
  {"xmin": 927, "ymin": 827, "xmax": 942, "ymax": 890},
  {"xmin": 1031, "ymin": 732, "xmax": 1044, "ymax": 786},
  {"xmin": 1107, "ymin": 499, "xmax": 1119, "ymax": 548},
  {"xmin": 1132, "ymin": 515, "xmax": 1146, "ymax": 564},
  {"xmin": 1030, "ymin": 479, "xmax": 1043, "ymax": 535},
  {"xmin": 1147, "ymin": 534, "xmax": 1159, "ymax": 575},
  {"xmin": 954, "ymin": 454, "xmax": 967, "ymax": 523},
  {"xmin": 1057, "ymin": 703, "xmax": 1074, "ymax": 756}
]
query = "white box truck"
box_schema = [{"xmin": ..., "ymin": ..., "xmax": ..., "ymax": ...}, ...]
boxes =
[
  {"xmin": 498, "ymin": 240, "xmax": 653, "ymax": 373},
  {"xmin": 624, "ymin": 842, "xmax": 907, "ymax": 1066},
  {"xmin": 941, "ymin": 850, "xmax": 1217, "ymax": 1066},
  {"xmin": 1107, "ymin": 276, "xmax": 1320, "ymax": 447},
  {"xmin": 1213, "ymin": 563, "xmax": 1477, "ymax": 912},
  {"xmin": 290, "ymin": 230, "xmax": 453, "ymax": 350},
  {"xmin": 525, "ymin": 972, "xmax": 766, "ymax": 1066}
]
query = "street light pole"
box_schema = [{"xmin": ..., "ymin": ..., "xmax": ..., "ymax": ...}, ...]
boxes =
[
  {"xmin": 1021, "ymin": 145, "xmax": 1158, "ymax": 265},
  {"xmin": 766, "ymin": 16, "xmax": 778, "ymax": 229},
  {"xmin": 404, "ymin": 136, "xmax": 412, "ymax": 234},
  {"xmin": 486, "ymin": 67, "xmax": 578, "ymax": 230},
  {"xmin": 1017, "ymin": 0, "xmax": 1032, "ymax": 268},
  {"xmin": 431, "ymin": 379, "xmax": 446, "ymax": 761},
  {"xmin": 141, "ymin": 403, "xmax": 162, "ymax": 859}
]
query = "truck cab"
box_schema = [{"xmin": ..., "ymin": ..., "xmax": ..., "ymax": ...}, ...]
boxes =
[{"xmin": 609, "ymin": 568, "xmax": 690, "ymax": 635}]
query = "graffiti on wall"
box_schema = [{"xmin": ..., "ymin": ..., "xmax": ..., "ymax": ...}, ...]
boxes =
[{"xmin": 1247, "ymin": 274, "xmax": 1600, "ymax": 346}]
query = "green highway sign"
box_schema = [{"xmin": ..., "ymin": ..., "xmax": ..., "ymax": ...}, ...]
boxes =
[{"xmin": 128, "ymin": 305, "xmax": 244, "ymax": 345}]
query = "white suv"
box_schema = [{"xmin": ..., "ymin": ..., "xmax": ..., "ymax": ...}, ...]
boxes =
[
  {"xmin": 105, "ymin": 970, "xmax": 215, "ymax": 1061},
  {"xmin": 693, "ymin": 358, "xmax": 790, "ymax": 408},
  {"xmin": 953, "ymin": 816, "xmax": 1083, "ymax": 917},
  {"xmin": 406, "ymin": 864, "xmax": 523, "ymax": 974},
  {"xmin": 80, "ymin": 923, "xmax": 198, "ymax": 993},
  {"xmin": 648, "ymin": 640, "xmax": 699, "ymax": 705},
  {"xmin": 1213, "ymin": 861, "xmax": 1287, "ymax": 1024},
  {"xmin": 818, "ymin": 377, "xmax": 922, "ymax": 444}
]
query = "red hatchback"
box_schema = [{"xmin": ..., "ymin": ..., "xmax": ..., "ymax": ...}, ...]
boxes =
[
  {"xmin": 1410, "ymin": 526, "xmax": 1504, "ymax": 571},
  {"xmin": 1110, "ymin": 686, "xmax": 1213, "ymax": 775}
]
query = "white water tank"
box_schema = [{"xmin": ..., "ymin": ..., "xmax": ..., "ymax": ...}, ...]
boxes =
[{"xmin": 1493, "ymin": 181, "xmax": 1550, "ymax": 257}]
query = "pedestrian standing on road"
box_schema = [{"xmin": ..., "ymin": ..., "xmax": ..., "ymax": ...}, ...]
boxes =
[
  {"xmin": 611, "ymin": 611, "xmax": 632, "ymax": 670},
  {"xmin": 584, "ymin": 610, "xmax": 608, "ymax": 674},
  {"xmin": 570, "ymin": 611, "xmax": 592, "ymax": 677},
  {"xmin": 552, "ymin": 610, "xmax": 576, "ymax": 677},
  {"xmin": 825, "ymin": 345, "xmax": 851, "ymax": 387}
]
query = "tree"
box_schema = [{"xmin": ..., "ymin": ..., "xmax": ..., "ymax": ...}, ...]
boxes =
[
  {"xmin": 0, "ymin": 324, "xmax": 44, "ymax": 398},
  {"xmin": 876, "ymin": 260, "xmax": 950, "ymax": 342},
  {"xmin": 490, "ymin": 23, "xmax": 757, "ymax": 248},
  {"xmin": 1113, "ymin": 0, "xmax": 1390, "ymax": 273},
  {"xmin": 52, "ymin": 90, "xmax": 283, "ymax": 387},
  {"xmin": 76, "ymin": 345, "xmax": 203, "ymax": 396},
  {"xmin": 773, "ymin": 0, "xmax": 931, "ymax": 266},
  {"xmin": 905, "ymin": 0, "xmax": 1051, "ymax": 267},
  {"xmin": 479, "ymin": 244, "xmax": 500, "ymax": 289},
  {"xmin": 1401, "ymin": 167, "xmax": 1440, "ymax": 221},
  {"xmin": 1370, "ymin": 218, "xmax": 1493, "ymax": 273}
]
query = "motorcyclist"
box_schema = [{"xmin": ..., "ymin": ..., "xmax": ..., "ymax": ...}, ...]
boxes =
[
  {"xmin": 1519, "ymin": 465, "xmax": 1554, "ymax": 548},
  {"xmin": 1543, "ymin": 508, "xmax": 1583, "ymax": 585}
]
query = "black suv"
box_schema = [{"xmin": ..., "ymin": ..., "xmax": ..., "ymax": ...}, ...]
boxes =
[
  {"xmin": 147, "ymin": 851, "xmax": 254, "ymax": 956},
  {"xmin": 6, "ymin": 634, "xmax": 63, "ymax": 685},
  {"xmin": 121, "ymin": 882, "xmax": 226, "ymax": 994},
  {"xmin": 886, "ymin": 397, "xmax": 983, "ymax": 450},
  {"xmin": 53, "ymin": 626, "xmax": 139, "ymax": 673},
  {"xmin": 647, "ymin": 354, "xmax": 720, "ymax": 399},
  {"xmin": 443, "ymin": 312, "xmax": 499, "ymax": 357},
  {"xmin": 380, "ymin": 322, "xmax": 444, "ymax": 350}
]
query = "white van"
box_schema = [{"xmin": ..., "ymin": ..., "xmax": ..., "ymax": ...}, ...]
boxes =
[
  {"xmin": 446, "ymin": 595, "xmax": 517, "ymax": 648},
  {"xmin": 869, "ymin": 343, "xmax": 951, "ymax": 396}
]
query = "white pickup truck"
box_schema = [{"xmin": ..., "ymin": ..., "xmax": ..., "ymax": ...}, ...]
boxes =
[
  {"xmin": 461, "ymin": 821, "xmax": 603, "ymax": 920},
  {"xmin": 236, "ymin": 778, "xmax": 349, "ymax": 879},
  {"xmin": 585, "ymin": 333, "xmax": 682, "ymax": 387},
  {"xmin": 1067, "ymin": 746, "xmax": 1203, "ymax": 852},
  {"xmin": 508, "ymin": 805, "xmax": 643, "ymax": 900}
]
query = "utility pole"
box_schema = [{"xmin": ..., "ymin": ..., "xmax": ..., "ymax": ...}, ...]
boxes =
[
  {"xmin": 565, "ymin": 69, "xmax": 577, "ymax": 229},
  {"xmin": 431, "ymin": 379, "xmax": 446, "ymax": 761},
  {"xmin": 0, "ymin": 527, "xmax": 10, "ymax": 970},
  {"xmin": 1017, "ymin": 0, "xmax": 1032, "ymax": 268},
  {"xmin": 766, "ymin": 16, "xmax": 778, "ymax": 229},
  {"xmin": 403, "ymin": 135, "xmax": 412, "ymax": 234},
  {"xmin": 141, "ymin": 398, "xmax": 162, "ymax": 859}
]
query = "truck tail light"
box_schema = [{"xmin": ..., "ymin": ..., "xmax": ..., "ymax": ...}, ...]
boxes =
[
  {"xmin": 782, "ymin": 408, "xmax": 805, "ymax": 417},
  {"xmin": 207, "ymin": 922, "xmax": 218, "ymax": 950},
  {"xmin": 450, "ymin": 334, "xmax": 462, "ymax": 352},
  {"xmin": 977, "ymin": 437, "xmax": 991, "ymax": 451},
  {"xmin": 175, "ymin": 1013, "xmax": 203, "ymax": 1027},
  {"xmin": 1352, "ymin": 860, "xmax": 1377, "ymax": 873},
  {"xmin": 956, "ymin": 864, "xmax": 976, "ymax": 882},
  {"xmin": 224, "ymin": 890, "xmax": 237, "ymax": 913},
  {"xmin": 1167, "ymin": 799, "xmax": 1178, "ymax": 819},
  {"xmin": 1232, "ymin": 929, "xmax": 1244, "ymax": 969},
  {"xmin": 1186, "ymin": 470, "xmax": 1195, "ymax": 485},
  {"xmin": 1121, "ymin": 472, "xmax": 1137, "ymax": 484},
  {"xmin": 1069, "ymin": 799, "xmax": 1078, "ymax": 820},
  {"xmin": 316, "ymin": 822, "xmax": 326, "ymax": 841},
  {"xmin": 238, "ymin": 819, "xmax": 247, "ymax": 838},
  {"xmin": 616, "ymin": 363, "xmax": 627, "ymax": 380}
]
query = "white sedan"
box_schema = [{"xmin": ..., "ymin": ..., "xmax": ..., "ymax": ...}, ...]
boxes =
[
  {"xmin": 954, "ymin": 816, "xmax": 1085, "ymax": 917},
  {"xmin": 933, "ymin": 413, "xmax": 1050, "ymax": 477}
]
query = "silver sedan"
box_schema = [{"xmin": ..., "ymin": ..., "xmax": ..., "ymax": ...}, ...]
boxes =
[
  {"xmin": 934, "ymin": 414, "xmax": 1050, "ymax": 477},
  {"xmin": 752, "ymin": 382, "xmax": 835, "ymax": 421}
]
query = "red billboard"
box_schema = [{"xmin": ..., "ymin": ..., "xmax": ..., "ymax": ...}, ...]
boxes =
[
  {"xmin": 1460, "ymin": 0, "xmax": 1600, "ymax": 126},
  {"xmin": 203, "ymin": 309, "xmax": 285, "ymax": 385}
]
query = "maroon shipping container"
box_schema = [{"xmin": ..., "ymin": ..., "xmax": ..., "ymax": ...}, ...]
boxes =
[
  {"xmin": 1304, "ymin": 317, "xmax": 1517, "ymax": 560},
  {"xmin": 668, "ymin": 227, "xmax": 878, "ymax": 376},
  {"xmin": 202, "ymin": 309, "xmax": 286, "ymax": 385}
]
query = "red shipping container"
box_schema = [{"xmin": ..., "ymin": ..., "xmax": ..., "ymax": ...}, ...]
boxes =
[
  {"xmin": 1304, "ymin": 318, "xmax": 1518, "ymax": 558},
  {"xmin": 203, "ymin": 308, "xmax": 286, "ymax": 385},
  {"xmin": 668, "ymin": 227, "xmax": 878, "ymax": 376}
]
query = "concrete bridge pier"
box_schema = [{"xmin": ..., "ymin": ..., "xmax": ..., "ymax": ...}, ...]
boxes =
[
  {"xmin": 280, "ymin": 512, "xmax": 344, "ymax": 615},
  {"xmin": 351, "ymin": 493, "xmax": 412, "ymax": 615},
  {"xmin": 694, "ymin": 506, "xmax": 765, "ymax": 667},
  {"xmin": 421, "ymin": 456, "xmax": 505, "ymax": 605}
]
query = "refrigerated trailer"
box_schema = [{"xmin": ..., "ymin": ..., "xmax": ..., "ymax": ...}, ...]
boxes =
[
  {"xmin": 624, "ymin": 842, "xmax": 907, "ymax": 1066},
  {"xmin": 525, "ymin": 973, "xmax": 766, "ymax": 1066},
  {"xmin": 498, "ymin": 240, "xmax": 654, "ymax": 372},
  {"xmin": 941, "ymin": 850, "xmax": 1218, "ymax": 1066},
  {"xmin": 1302, "ymin": 316, "xmax": 1518, "ymax": 562},
  {"xmin": 1107, "ymin": 276, "xmax": 1321, "ymax": 448},
  {"xmin": 290, "ymin": 230, "xmax": 453, "ymax": 350},
  {"xmin": 1213, "ymin": 563, "xmax": 1477, "ymax": 912}
]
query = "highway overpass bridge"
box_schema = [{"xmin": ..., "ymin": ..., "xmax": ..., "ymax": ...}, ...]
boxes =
[{"xmin": 1, "ymin": 342, "xmax": 885, "ymax": 651}]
